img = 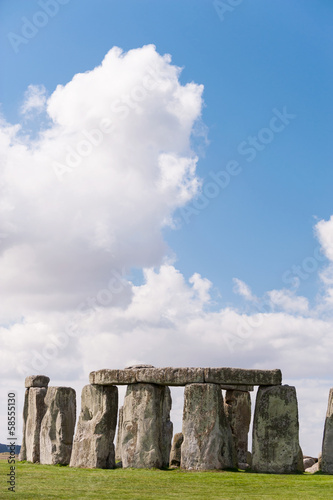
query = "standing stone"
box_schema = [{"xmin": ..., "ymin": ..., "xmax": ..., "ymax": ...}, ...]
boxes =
[
  {"xmin": 321, "ymin": 388, "xmax": 333, "ymax": 474},
  {"xmin": 170, "ymin": 433, "xmax": 183, "ymax": 466},
  {"xmin": 19, "ymin": 375, "xmax": 49, "ymax": 462},
  {"xmin": 252, "ymin": 385, "xmax": 304, "ymax": 473},
  {"xmin": 161, "ymin": 386, "xmax": 173, "ymax": 468},
  {"xmin": 121, "ymin": 383, "xmax": 173, "ymax": 468},
  {"xmin": 224, "ymin": 390, "xmax": 251, "ymax": 465},
  {"xmin": 25, "ymin": 387, "xmax": 47, "ymax": 462},
  {"xmin": 18, "ymin": 389, "xmax": 29, "ymax": 461},
  {"xmin": 115, "ymin": 406, "xmax": 123, "ymax": 463},
  {"xmin": 40, "ymin": 387, "xmax": 76, "ymax": 465},
  {"xmin": 181, "ymin": 383, "xmax": 236, "ymax": 470},
  {"xmin": 70, "ymin": 384, "xmax": 118, "ymax": 469}
]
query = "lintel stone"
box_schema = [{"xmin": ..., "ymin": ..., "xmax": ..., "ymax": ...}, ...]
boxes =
[
  {"xmin": 25, "ymin": 375, "xmax": 50, "ymax": 388},
  {"xmin": 205, "ymin": 368, "xmax": 282, "ymax": 386},
  {"xmin": 135, "ymin": 367, "xmax": 204, "ymax": 386},
  {"xmin": 89, "ymin": 367, "xmax": 204, "ymax": 386},
  {"xmin": 90, "ymin": 369, "xmax": 137, "ymax": 385},
  {"xmin": 89, "ymin": 367, "xmax": 281, "ymax": 386}
]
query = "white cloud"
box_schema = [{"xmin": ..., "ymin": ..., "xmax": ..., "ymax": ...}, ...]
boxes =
[
  {"xmin": 1, "ymin": 263, "xmax": 332, "ymax": 454},
  {"xmin": 189, "ymin": 272, "xmax": 212, "ymax": 305},
  {"xmin": 315, "ymin": 216, "xmax": 333, "ymax": 308},
  {"xmin": 20, "ymin": 84, "xmax": 47, "ymax": 116},
  {"xmin": 316, "ymin": 216, "xmax": 333, "ymax": 262},
  {"xmin": 1, "ymin": 263, "xmax": 332, "ymax": 380},
  {"xmin": 0, "ymin": 45, "xmax": 203, "ymax": 321},
  {"xmin": 233, "ymin": 277, "xmax": 257, "ymax": 301},
  {"xmin": 267, "ymin": 288, "xmax": 309, "ymax": 314}
]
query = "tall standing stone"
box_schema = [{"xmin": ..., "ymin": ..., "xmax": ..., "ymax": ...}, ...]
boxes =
[
  {"xmin": 70, "ymin": 384, "xmax": 118, "ymax": 469},
  {"xmin": 25, "ymin": 387, "xmax": 47, "ymax": 462},
  {"xmin": 252, "ymin": 385, "xmax": 304, "ymax": 473},
  {"xmin": 40, "ymin": 387, "xmax": 76, "ymax": 465},
  {"xmin": 121, "ymin": 383, "xmax": 173, "ymax": 468},
  {"xmin": 18, "ymin": 389, "xmax": 29, "ymax": 461},
  {"xmin": 321, "ymin": 388, "xmax": 333, "ymax": 474},
  {"xmin": 161, "ymin": 386, "xmax": 173, "ymax": 468},
  {"xmin": 169, "ymin": 432, "xmax": 183, "ymax": 466},
  {"xmin": 224, "ymin": 390, "xmax": 251, "ymax": 465},
  {"xmin": 181, "ymin": 383, "xmax": 236, "ymax": 470},
  {"xmin": 19, "ymin": 375, "xmax": 50, "ymax": 463},
  {"xmin": 115, "ymin": 406, "xmax": 123, "ymax": 463}
]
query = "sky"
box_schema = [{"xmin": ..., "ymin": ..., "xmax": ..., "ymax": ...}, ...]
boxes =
[{"xmin": 0, "ymin": 0, "xmax": 333, "ymax": 457}]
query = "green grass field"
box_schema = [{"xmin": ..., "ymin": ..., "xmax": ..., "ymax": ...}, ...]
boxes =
[{"xmin": 1, "ymin": 461, "xmax": 333, "ymax": 499}]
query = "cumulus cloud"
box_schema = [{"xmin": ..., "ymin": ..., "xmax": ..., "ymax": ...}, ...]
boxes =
[
  {"xmin": 0, "ymin": 45, "xmax": 203, "ymax": 321},
  {"xmin": 1, "ymin": 45, "xmax": 333, "ymax": 455},
  {"xmin": 2, "ymin": 263, "xmax": 331, "ymax": 380}
]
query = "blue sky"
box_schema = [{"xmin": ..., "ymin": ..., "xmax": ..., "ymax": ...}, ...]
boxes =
[{"xmin": 1, "ymin": 0, "xmax": 333, "ymax": 455}]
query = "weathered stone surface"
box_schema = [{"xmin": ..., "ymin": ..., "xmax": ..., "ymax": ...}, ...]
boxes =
[
  {"xmin": 181, "ymin": 383, "xmax": 236, "ymax": 470},
  {"xmin": 121, "ymin": 383, "xmax": 173, "ymax": 468},
  {"xmin": 89, "ymin": 365, "xmax": 204, "ymax": 386},
  {"xmin": 135, "ymin": 367, "xmax": 204, "ymax": 386},
  {"xmin": 170, "ymin": 433, "xmax": 183, "ymax": 466},
  {"xmin": 303, "ymin": 457, "xmax": 316, "ymax": 469},
  {"xmin": 40, "ymin": 387, "xmax": 76, "ymax": 465},
  {"xmin": 321, "ymin": 388, "xmax": 333, "ymax": 474},
  {"xmin": 224, "ymin": 390, "xmax": 251, "ymax": 465},
  {"xmin": 221, "ymin": 384, "xmax": 254, "ymax": 392},
  {"xmin": 91, "ymin": 367, "xmax": 204, "ymax": 386},
  {"xmin": 161, "ymin": 386, "xmax": 173, "ymax": 467},
  {"xmin": 90, "ymin": 367, "xmax": 280, "ymax": 386},
  {"xmin": 252, "ymin": 385, "xmax": 304, "ymax": 473},
  {"xmin": 25, "ymin": 387, "xmax": 47, "ymax": 462},
  {"xmin": 70, "ymin": 384, "xmax": 118, "ymax": 469},
  {"xmin": 90, "ymin": 369, "xmax": 137, "ymax": 386},
  {"xmin": 25, "ymin": 375, "xmax": 50, "ymax": 388},
  {"xmin": 298, "ymin": 447, "xmax": 304, "ymax": 471},
  {"xmin": 318, "ymin": 451, "xmax": 322, "ymax": 470},
  {"xmin": 306, "ymin": 462, "xmax": 319, "ymax": 473},
  {"xmin": 115, "ymin": 406, "xmax": 123, "ymax": 462},
  {"xmin": 247, "ymin": 451, "xmax": 252, "ymax": 467},
  {"xmin": 18, "ymin": 389, "xmax": 29, "ymax": 461},
  {"xmin": 205, "ymin": 368, "xmax": 282, "ymax": 386}
]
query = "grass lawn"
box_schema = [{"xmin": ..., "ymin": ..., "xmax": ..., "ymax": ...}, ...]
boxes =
[{"xmin": 1, "ymin": 461, "xmax": 333, "ymax": 499}]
